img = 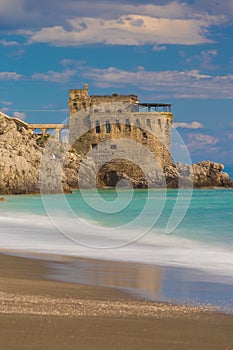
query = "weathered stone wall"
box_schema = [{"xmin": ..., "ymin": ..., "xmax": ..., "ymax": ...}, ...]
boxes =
[
  {"xmin": 68, "ymin": 84, "xmax": 138, "ymax": 116},
  {"xmin": 68, "ymin": 85, "xmax": 174, "ymax": 184},
  {"xmin": 72, "ymin": 120, "xmax": 172, "ymax": 167}
]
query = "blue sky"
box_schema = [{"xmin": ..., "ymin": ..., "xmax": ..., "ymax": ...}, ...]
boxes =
[{"xmin": 0, "ymin": 0, "xmax": 233, "ymax": 164}]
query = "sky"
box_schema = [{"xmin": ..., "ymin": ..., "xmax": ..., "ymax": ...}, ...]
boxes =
[{"xmin": 0, "ymin": 0, "xmax": 233, "ymax": 165}]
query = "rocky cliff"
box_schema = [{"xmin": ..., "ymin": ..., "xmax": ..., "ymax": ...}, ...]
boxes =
[
  {"xmin": 0, "ymin": 114, "xmax": 232, "ymax": 194},
  {"xmin": 165, "ymin": 161, "xmax": 233, "ymax": 188},
  {"xmin": 0, "ymin": 114, "xmax": 81, "ymax": 194}
]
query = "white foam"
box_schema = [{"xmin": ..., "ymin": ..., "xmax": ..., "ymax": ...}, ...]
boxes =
[{"xmin": 1, "ymin": 212, "xmax": 233, "ymax": 279}]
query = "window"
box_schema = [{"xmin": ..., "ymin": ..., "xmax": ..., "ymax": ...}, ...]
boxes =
[
  {"xmin": 96, "ymin": 121, "xmax": 100, "ymax": 133},
  {"xmin": 118, "ymin": 109, "xmax": 122, "ymax": 113},
  {"xmin": 94, "ymin": 109, "xmax": 99, "ymax": 113},
  {"xmin": 106, "ymin": 109, "xmax": 110, "ymax": 113},
  {"xmin": 166, "ymin": 119, "xmax": 170, "ymax": 127},
  {"xmin": 92, "ymin": 144, "xmax": 98, "ymax": 150},
  {"xmin": 106, "ymin": 121, "xmax": 111, "ymax": 133},
  {"xmin": 142, "ymin": 132, "xmax": 147, "ymax": 139},
  {"xmin": 73, "ymin": 103, "xmax": 77, "ymax": 108},
  {"xmin": 146, "ymin": 119, "xmax": 151, "ymax": 128},
  {"xmin": 110, "ymin": 144, "xmax": 117, "ymax": 150},
  {"xmin": 125, "ymin": 119, "xmax": 131, "ymax": 131},
  {"xmin": 158, "ymin": 119, "xmax": 162, "ymax": 128}
]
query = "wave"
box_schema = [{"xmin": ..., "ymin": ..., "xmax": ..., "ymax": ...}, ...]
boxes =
[{"xmin": 1, "ymin": 211, "xmax": 233, "ymax": 281}]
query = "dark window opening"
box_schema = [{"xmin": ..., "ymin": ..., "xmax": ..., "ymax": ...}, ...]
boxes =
[
  {"xmin": 73, "ymin": 103, "xmax": 77, "ymax": 108},
  {"xmin": 110, "ymin": 144, "xmax": 117, "ymax": 150},
  {"xmin": 118, "ymin": 109, "xmax": 122, "ymax": 113},
  {"xmin": 92, "ymin": 143, "xmax": 98, "ymax": 150},
  {"xmin": 158, "ymin": 119, "xmax": 162, "ymax": 128},
  {"xmin": 125, "ymin": 119, "xmax": 131, "ymax": 131},
  {"xmin": 96, "ymin": 121, "xmax": 100, "ymax": 133},
  {"xmin": 94, "ymin": 109, "xmax": 99, "ymax": 113},
  {"xmin": 142, "ymin": 132, "xmax": 148, "ymax": 139},
  {"xmin": 106, "ymin": 110, "xmax": 110, "ymax": 113},
  {"xmin": 106, "ymin": 121, "xmax": 111, "ymax": 133}
]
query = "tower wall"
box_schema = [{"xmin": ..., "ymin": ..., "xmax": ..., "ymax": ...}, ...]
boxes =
[{"xmin": 68, "ymin": 85, "xmax": 174, "ymax": 175}]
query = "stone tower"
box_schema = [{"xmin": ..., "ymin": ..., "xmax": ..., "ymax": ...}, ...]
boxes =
[{"xmin": 68, "ymin": 84, "xmax": 174, "ymax": 187}]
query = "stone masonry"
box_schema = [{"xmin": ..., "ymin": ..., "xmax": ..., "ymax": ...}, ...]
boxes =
[{"xmin": 68, "ymin": 84, "xmax": 174, "ymax": 187}]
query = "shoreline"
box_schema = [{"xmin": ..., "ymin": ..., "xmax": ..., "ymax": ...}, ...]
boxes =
[
  {"xmin": 2, "ymin": 248, "xmax": 233, "ymax": 314},
  {"xmin": 1, "ymin": 253, "xmax": 233, "ymax": 349},
  {"xmin": 1, "ymin": 186, "xmax": 233, "ymax": 197}
]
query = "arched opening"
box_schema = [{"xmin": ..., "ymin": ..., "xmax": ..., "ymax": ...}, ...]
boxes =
[
  {"xmin": 33, "ymin": 128, "xmax": 43, "ymax": 135},
  {"xmin": 97, "ymin": 159, "xmax": 148, "ymax": 188},
  {"xmin": 60, "ymin": 128, "xmax": 69, "ymax": 143},
  {"xmin": 46, "ymin": 128, "xmax": 55, "ymax": 137}
]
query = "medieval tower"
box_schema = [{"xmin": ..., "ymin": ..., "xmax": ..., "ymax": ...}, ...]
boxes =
[{"xmin": 68, "ymin": 84, "xmax": 174, "ymax": 187}]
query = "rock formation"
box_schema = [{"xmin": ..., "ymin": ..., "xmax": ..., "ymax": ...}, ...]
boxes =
[
  {"xmin": 0, "ymin": 114, "xmax": 81, "ymax": 194},
  {"xmin": 0, "ymin": 114, "xmax": 232, "ymax": 194},
  {"xmin": 165, "ymin": 161, "xmax": 233, "ymax": 188}
]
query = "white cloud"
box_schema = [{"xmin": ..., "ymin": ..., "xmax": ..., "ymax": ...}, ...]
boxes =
[
  {"xmin": 173, "ymin": 122, "xmax": 204, "ymax": 129},
  {"xmin": 187, "ymin": 133, "xmax": 219, "ymax": 152},
  {"xmin": 0, "ymin": 1, "xmax": 228, "ymax": 49},
  {"xmin": 0, "ymin": 0, "xmax": 231, "ymax": 33},
  {"xmin": 26, "ymin": 13, "xmax": 224, "ymax": 47},
  {"xmin": 180, "ymin": 49, "xmax": 219, "ymax": 70},
  {"xmin": 31, "ymin": 69, "xmax": 75, "ymax": 82},
  {"xmin": 0, "ymin": 39, "xmax": 20, "ymax": 46},
  {"xmin": 0, "ymin": 72, "xmax": 22, "ymax": 80},
  {"xmin": 0, "ymin": 100, "xmax": 12, "ymax": 106},
  {"xmin": 13, "ymin": 111, "xmax": 26, "ymax": 120},
  {"xmin": 82, "ymin": 66, "xmax": 233, "ymax": 99}
]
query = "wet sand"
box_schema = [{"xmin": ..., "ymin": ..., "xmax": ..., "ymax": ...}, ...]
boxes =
[{"xmin": 0, "ymin": 253, "xmax": 233, "ymax": 349}]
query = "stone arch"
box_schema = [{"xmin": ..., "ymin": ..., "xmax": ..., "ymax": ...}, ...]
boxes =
[
  {"xmin": 33, "ymin": 128, "xmax": 43, "ymax": 135},
  {"xmin": 97, "ymin": 159, "xmax": 147, "ymax": 188},
  {"xmin": 60, "ymin": 128, "xmax": 69, "ymax": 143},
  {"xmin": 46, "ymin": 128, "xmax": 56, "ymax": 136}
]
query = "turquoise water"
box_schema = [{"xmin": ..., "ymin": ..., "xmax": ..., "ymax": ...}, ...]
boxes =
[
  {"xmin": 0, "ymin": 189, "xmax": 233, "ymax": 274},
  {"xmin": 1, "ymin": 189, "xmax": 233, "ymax": 309},
  {"xmin": 1, "ymin": 189, "xmax": 233, "ymax": 248}
]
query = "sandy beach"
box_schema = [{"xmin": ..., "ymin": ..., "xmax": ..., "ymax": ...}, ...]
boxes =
[{"xmin": 0, "ymin": 253, "xmax": 233, "ymax": 349}]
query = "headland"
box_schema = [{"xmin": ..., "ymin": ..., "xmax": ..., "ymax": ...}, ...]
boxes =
[{"xmin": 0, "ymin": 85, "xmax": 232, "ymax": 194}]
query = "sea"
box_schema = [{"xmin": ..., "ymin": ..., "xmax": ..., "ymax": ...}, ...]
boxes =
[{"xmin": 1, "ymin": 187, "xmax": 233, "ymax": 311}]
